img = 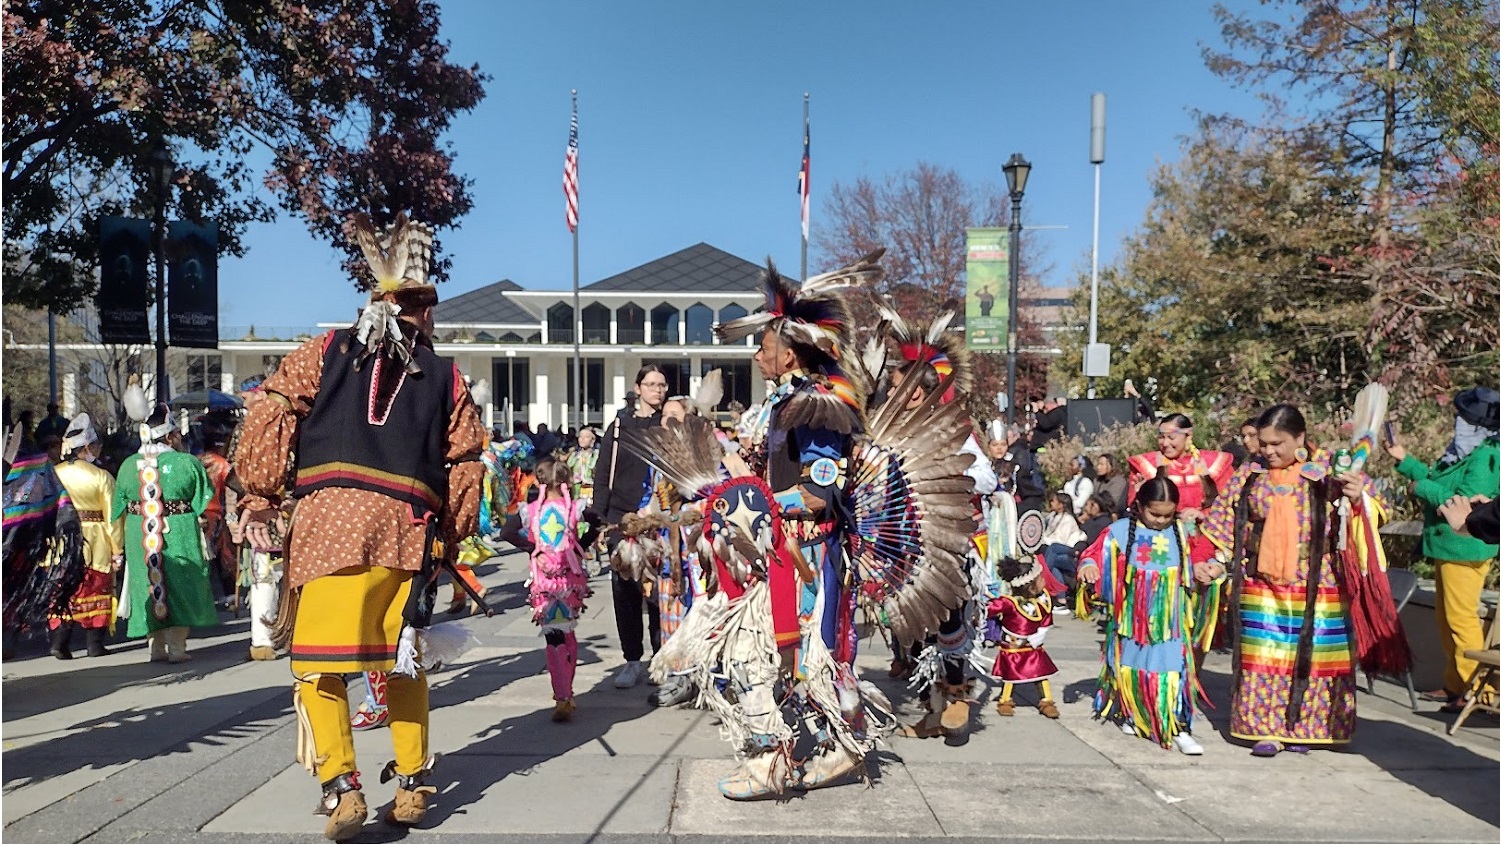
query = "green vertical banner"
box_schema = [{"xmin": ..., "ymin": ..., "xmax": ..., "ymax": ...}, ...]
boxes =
[{"xmin": 965, "ymin": 227, "xmax": 1007, "ymax": 350}]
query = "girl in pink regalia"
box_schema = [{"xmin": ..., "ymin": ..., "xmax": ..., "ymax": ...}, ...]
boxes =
[{"xmin": 500, "ymin": 458, "xmax": 602, "ymax": 722}]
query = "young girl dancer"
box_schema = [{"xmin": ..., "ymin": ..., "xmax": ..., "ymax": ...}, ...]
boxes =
[
  {"xmin": 500, "ymin": 458, "xmax": 601, "ymax": 722},
  {"xmin": 1077, "ymin": 468, "xmax": 1222, "ymax": 755},
  {"xmin": 986, "ymin": 556, "xmax": 1060, "ymax": 719}
]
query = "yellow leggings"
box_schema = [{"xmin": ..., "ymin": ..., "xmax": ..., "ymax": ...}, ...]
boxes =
[
  {"xmin": 298, "ymin": 671, "xmax": 429, "ymax": 784},
  {"xmin": 999, "ymin": 679, "xmax": 1053, "ymax": 703},
  {"xmin": 1434, "ymin": 558, "xmax": 1496, "ymax": 695}
]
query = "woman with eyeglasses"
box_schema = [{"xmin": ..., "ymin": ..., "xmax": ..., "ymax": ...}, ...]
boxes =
[{"xmin": 591, "ymin": 365, "xmax": 669, "ymax": 689}]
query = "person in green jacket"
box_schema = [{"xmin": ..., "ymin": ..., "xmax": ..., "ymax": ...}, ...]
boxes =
[{"xmin": 1386, "ymin": 387, "xmax": 1500, "ymax": 711}]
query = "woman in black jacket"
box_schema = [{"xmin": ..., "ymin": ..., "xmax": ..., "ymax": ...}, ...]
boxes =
[{"xmin": 590, "ymin": 365, "xmax": 668, "ymax": 689}]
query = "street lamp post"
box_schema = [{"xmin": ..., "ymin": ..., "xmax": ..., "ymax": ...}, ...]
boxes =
[
  {"xmin": 1001, "ymin": 153, "xmax": 1031, "ymax": 425},
  {"xmin": 148, "ymin": 145, "xmax": 172, "ymax": 407}
]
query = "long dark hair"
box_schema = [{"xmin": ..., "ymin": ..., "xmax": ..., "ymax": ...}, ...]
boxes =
[
  {"xmin": 1125, "ymin": 467, "xmax": 1184, "ymax": 572},
  {"xmin": 1255, "ymin": 403, "xmax": 1306, "ymax": 438},
  {"xmin": 634, "ymin": 364, "xmax": 664, "ymax": 386}
]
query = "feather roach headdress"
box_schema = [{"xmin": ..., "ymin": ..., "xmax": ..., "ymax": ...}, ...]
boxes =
[
  {"xmin": 715, "ymin": 249, "xmax": 885, "ymax": 370},
  {"xmin": 879, "ymin": 306, "xmax": 973, "ymax": 405},
  {"xmin": 344, "ymin": 211, "xmax": 438, "ymax": 376},
  {"xmin": 717, "ymin": 249, "xmax": 886, "ymax": 431}
]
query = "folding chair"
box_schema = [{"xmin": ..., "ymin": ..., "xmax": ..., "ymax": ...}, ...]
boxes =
[
  {"xmin": 1447, "ymin": 609, "xmax": 1499, "ymax": 735},
  {"xmin": 1365, "ymin": 567, "xmax": 1420, "ymax": 710}
]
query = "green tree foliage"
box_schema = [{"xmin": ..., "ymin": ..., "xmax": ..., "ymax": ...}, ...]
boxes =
[
  {"xmin": 2, "ymin": 0, "xmax": 487, "ymax": 312},
  {"xmin": 1060, "ymin": 0, "xmax": 1497, "ymax": 424}
]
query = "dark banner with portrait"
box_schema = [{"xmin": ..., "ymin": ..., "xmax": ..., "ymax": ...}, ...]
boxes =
[
  {"xmin": 96, "ymin": 216, "xmax": 153, "ymax": 345},
  {"xmin": 167, "ymin": 221, "xmax": 218, "ymax": 349}
]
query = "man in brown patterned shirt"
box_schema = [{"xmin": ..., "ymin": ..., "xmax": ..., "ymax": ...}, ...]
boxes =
[{"xmin": 234, "ymin": 214, "xmax": 485, "ymax": 841}]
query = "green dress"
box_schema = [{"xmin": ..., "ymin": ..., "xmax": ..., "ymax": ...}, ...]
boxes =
[{"xmin": 111, "ymin": 447, "xmax": 220, "ymax": 635}]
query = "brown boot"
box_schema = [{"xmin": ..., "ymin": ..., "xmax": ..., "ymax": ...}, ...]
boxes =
[
  {"xmin": 939, "ymin": 681, "xmax": 975, "ymax": 736},
  {"xmin": 996, "ymin": 699, "xmax": 1016, "ymax": 717},
  {"xmin": 897, "ymin": 710, "xmax": 944, "ymax": 739},
  {"xmin": 316, "ymin": 774, "xmax": 367, "ymax": 842},
  {"xmin": 380, "ymin": 756, "xmax": 439, "ymax": 826},
  {"xmin": 384, "ymin": 787, "xmax": 433, "ymax": 826},
  {"xmin": 1038, "ymin": 699, "xmax": 1060, "ymax": 719}
]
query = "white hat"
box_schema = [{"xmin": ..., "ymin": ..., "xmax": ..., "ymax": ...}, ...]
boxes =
[{"xmin": 61, "ymin": 412, "xmax": 98, "ymax": 456}]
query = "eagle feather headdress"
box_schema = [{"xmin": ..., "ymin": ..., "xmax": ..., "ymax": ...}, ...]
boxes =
[
  {"xmin": 716, "ymin": 249, "xmax": 886, "ymax": 433},
  {"xmin": 345, "ymin": 211, "xmax": 437, "ymax": 374},
  {"xmin": 877, "ymin": 306, "xmax": 974, "ymax": 405}
]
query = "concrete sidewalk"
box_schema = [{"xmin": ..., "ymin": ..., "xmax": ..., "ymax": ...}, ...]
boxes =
[{"xmin": 4, "ymin": 549, "xmax": 1497, "ymax": 844}]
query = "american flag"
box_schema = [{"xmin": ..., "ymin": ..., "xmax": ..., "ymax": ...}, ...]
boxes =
[
  {"xmin": 563, "ymin": 99, "xmax": 579, "ymax": 233},
  {"xmin": 798, "ymin": 113, "xmax": 810, "ymax": 240}
]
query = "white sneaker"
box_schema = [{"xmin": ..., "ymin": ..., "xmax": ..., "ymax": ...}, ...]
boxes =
[
  {"xmin": 1173, "ymin": 732, "xmax": 1204, "ymax": 756},
  {"xmin": 614, "ymin": 660, "xmax": 645, "ymax": 689},
  {"xmin": 1120, "ymin": 721, "xmax": 1137, "ymax": 736}
]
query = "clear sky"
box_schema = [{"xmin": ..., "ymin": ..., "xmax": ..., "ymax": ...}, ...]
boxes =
[{"xmin": 217, "ymin": 0, "xmax": 1267, "ymax": 332}]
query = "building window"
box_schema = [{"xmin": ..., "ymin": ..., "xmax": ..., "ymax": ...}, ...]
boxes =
[
  {"xmin": 582, "ymin": 303, "xmax": 610, "ymax": 344},
  {"xmin": 185, "ymin": 354, "xmax": 222, "ymax": 392},
  {"xmin": 564, "ymin": 357, "xmax": 606, "ymax": 426},
  {"xmin": 650, "ymin": 303, "xmax": 679, "ymax": 345},
  {"xmin": 546, "ymin": 303, "xmax": 574, "ymax": 344},
  {"xmin": 491, "ymin": 357, "xmax": 531, "ymax": 433},
  {"xmin": 685, "ymin": 303, "xmax": 714, "ymax": 345},
  {"xmin": 616, "ymin": 302, "xmax": 645, "ymax": 344},
  {"xmin": 717, "ymin": 303, "xmax": 747, "ymax": 324},
  {"xmin": 639, "ymin": 357, "xmax": 692, "ymax": 397}
]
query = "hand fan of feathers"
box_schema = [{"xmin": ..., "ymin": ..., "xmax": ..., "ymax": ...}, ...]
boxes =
[
  {"xmin": 1347, "ymin": 383, "xmax": 1389, "ymax": 475},
  {"xmin": 845, "ymin": 364, "xmax": 979, "ymax": 645}
]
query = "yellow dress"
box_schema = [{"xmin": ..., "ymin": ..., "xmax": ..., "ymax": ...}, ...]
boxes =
[{"xmin": 52, "ymin": 458, "xmax": 125, "ymax": 628}]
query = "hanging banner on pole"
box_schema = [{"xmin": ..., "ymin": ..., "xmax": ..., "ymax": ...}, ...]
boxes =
[
  {"xmin": 167, "ymin": 220, "xmax": 218, "ymax": 349},
  {"xmin": 964, "ymin": 227, "xmax": 1007, "ymax": 350},
  {"xmin": 97, "ymin": 217, "xmax": 153, "ymax": 345}
]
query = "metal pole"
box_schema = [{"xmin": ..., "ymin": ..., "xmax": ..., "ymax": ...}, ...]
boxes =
[
  {"xmin": 47, "ymin": 308, "xmax": 57, "ymax": 406},
  {"xmin": 1087, "ymin": 161, "xmax": 1101, "ymax": 399},
  {"xmin": 572, "ymin": 90, "xmax": 583, "ymax": 434},
  {"xmin": 1005, "ymin": 193, "xmax": 1022, "ymax": 425},
  {"xmin": 1087, "ymin": 92, "xmax": 1106, "ymax": 399},
  {"xmin": 154, "ymin": 187, "xmax": 168, "ymax": 407}
]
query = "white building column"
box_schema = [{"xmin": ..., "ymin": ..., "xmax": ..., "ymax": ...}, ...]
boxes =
[
  {"xmin": 609, "ymin": 310, "xmax": 618, "ymax": 345},
  {"xmin": 532, "ymin": 364, "xmax": 550, "ymax": 431}
]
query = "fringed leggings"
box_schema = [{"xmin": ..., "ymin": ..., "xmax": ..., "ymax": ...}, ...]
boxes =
[{"xmin": 297, "ymin": 671, "xmax": 428, "ymax": 785}]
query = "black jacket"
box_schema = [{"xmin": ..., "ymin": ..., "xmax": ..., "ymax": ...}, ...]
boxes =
[{"xmin": 590, "ymin": 407, "xmax": 663, "ymax": 523}]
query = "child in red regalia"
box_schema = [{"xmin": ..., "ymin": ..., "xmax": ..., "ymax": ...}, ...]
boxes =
[{"xmin": 986, "ymin": 556, "xmax": 1060, "ymax": 719}]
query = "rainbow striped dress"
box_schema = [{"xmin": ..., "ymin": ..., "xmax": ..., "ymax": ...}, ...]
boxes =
[{"xmin": 1202, "ymin": 453, "xmax": 1366, "ymax": 746}]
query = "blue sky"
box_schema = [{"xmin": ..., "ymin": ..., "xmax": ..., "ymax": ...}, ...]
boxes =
[{"xmin": 218, "ymin": 0, "xmax": 1266, "ymax": 331}]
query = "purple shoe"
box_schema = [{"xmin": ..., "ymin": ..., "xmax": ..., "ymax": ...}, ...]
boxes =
[
  {"xmin": 1284, "ymin": 744, "xmax": 1311, "ymax": 754},
  {"xmin": 1251, "ymin": 740, "xmax": 1281, "ymax": 757}
]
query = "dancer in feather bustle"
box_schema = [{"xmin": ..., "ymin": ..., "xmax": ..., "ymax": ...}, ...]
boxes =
[
  {"xmin": 869, "ymin": 309, "xmax": 995, "ymax": 742},
  {"xmin": 623, "ymin": 251, "xmax": 978, "ymax": 800},
  {"xmin": 234, "ymin": 212, "xmax": 486, "ymax": 840}
]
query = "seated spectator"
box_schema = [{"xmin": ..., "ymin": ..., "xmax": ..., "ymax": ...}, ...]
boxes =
[
  {"xmin": 1062, "ymin": 455, "xmax": 1094, "ymax": 517},
  {"xmin": 1040, "ymin": 491, "xmax": 1086, "ymax": 611},
  {"xmin": 1079, "ymin": 492, "xmax": 1115, "ymax": 548}
]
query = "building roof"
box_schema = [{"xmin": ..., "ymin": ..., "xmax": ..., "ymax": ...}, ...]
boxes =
[
  {"xmin": 582, "ymin": 242, "xmax": 771, "ymax": 293},
  {"xmin": 432, "ymin": 279, "xmax": 532, "ymax": 325}
]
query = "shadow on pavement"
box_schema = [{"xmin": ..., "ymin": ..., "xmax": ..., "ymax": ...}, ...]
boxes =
[
  {"xmin": 2, "ymin": 685, "xmax": 290, "ymax": 790},
  {"xmin": 1, "ymin": 634, "xmax": 262, "ymax": 720}
]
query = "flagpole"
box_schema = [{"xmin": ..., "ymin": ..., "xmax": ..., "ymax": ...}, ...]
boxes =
[
  {"xmin": 571, "ymin": 90, "xmax": 582, "ymax": 435},
  {"xmin": 800, "ymin": 92, "xmax": 809, "ymax": 280}
]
